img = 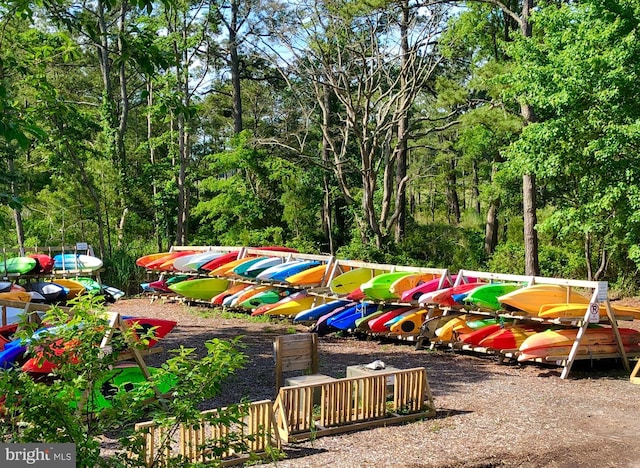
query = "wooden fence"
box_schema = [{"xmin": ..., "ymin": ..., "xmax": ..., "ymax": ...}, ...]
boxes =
[
  {"xmin": 273, "ymin": 367, "xmax": 435, "ymax": 442},
  {"xmin": 133, "ymin": 400, "xmax": 280, "ymax": 467}
]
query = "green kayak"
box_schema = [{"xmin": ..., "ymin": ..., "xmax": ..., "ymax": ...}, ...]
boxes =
[
  {"xmin": 360, "ymin": 272, "xmax": 414, "ymax": 301},
  {"xmin": 463, "ymin": 283, "xmax": 523, "ymax": 311}
]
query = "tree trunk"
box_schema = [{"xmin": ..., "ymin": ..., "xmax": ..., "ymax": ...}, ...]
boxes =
[
  {"xmin": 484, "ymin": 162, "xmax": 500, "ymax": 256},
  {"xmin": 472, "ymin": 159, "xmax": 481, "ymax": 216},
  {"xmin": 446, "ymin": 157, "xmax": 461, "ymax": 224},
  {"xmin": 394, "ymin": 0, "xmax": 410, "ymax": 243},
  {"xmin": 115, "ymin": 0, "xmax": 130, "ymax": 249},
  {"xmin": 520, "ymin": 0, "xmax": 540, "ymax": 275},
  {"xmin": 484, "ymin": 201, "xmax": 500, "ymax": 256},
  {"xmin": 7, "ymin": 157, "xmax": 25, "ymax": 252},
  {"xmin": 147, "ymin": 79, "xmax": 162, "ymax": 252},
  {"xmin": 321, "ymin": 83, "xmax": 335, "ymax": 254},
  {"xmin": 229, "ymin": 0, "xmax": 243, "ymax": 134}
]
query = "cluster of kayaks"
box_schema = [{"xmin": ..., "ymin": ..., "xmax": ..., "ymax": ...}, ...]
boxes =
[
  {"xmin": 421, "ymin": 313, "xmax": 640, "ymax": 361},
  {"xmin": 0, "ymin": 278, "xmax": 124, "ymax": 325},
  {"xmin": 1, "ymin": 253, "xmax": 104, "ymax": 275},
  {"xmin": 137, "ymin": 248, "xmax": 640, "ymax": 364},
  {"xmin": 0, "ymin": 316, "xmax": 177, "ymax": 411}
]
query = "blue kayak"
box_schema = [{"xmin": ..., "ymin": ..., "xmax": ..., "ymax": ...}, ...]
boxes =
[
  {"xmin": 327, "ymin": 303, "xmax": 380, "ymax": 331},
  {"xmin": 294, "ymin": 300, "xmax": 354, "ymax": 323},
  {"xmin": 263, "ymin": 261, "xmax": 320, "ymax": 282},
  {"xmin": 0, "ymin": 340, "xmax": 26, "ymax": 369}
]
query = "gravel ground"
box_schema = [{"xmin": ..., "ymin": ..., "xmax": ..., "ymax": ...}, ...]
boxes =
[{"xmin": 110, "ymin": 297, "xmax": 640, "ymax": 468}]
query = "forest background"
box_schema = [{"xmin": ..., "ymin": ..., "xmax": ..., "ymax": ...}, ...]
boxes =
[{"xmin": 2, "ymin": 0, "xmax": 640, "ymax": 294}]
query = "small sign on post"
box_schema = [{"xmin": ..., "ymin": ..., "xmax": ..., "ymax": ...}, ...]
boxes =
[
  {"xmin": 588, "ymin": 302, "xmax": 600, "ymax": 323},
  {"xmin": 76, "ymin": 242, "xmax": 88, "ymax": 251}
]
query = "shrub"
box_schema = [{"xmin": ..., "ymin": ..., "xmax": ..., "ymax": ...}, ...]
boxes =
[{"xmin": 0, "ymin": 295, "xmax": 248, "ymax": 467}]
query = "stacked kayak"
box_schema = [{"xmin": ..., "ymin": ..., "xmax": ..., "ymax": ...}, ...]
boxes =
[{"xmin": 518, "ymin": 327, "xmax": 640, "ymax": 362}]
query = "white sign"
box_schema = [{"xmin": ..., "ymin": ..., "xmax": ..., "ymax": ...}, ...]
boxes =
[
  {"xmin": 588, "ymin": 302, "xmax": 600, "ymax": 323},
  {"xmin": 76, "ymin": 242, "xmax": 88, "ymax": 250},
  {"xmin": 596, "ymin": 282, "xmax": 608, "ymax": 302}
]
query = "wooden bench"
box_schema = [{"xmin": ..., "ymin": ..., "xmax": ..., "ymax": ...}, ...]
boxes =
[{"xmin": 273, "ymin": 366, "xmax": 435, "ymax": 442}]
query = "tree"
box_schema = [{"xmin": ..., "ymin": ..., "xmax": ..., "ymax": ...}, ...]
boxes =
[
  {"xmin": 262, "ymin": 0, "xmax": 452, "ymax": 250},
  {"xmin": 504, "ymin": 0, "xmax": 640, "ymax": 280}
]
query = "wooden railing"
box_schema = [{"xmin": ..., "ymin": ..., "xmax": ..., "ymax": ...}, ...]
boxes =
[
  {"xmin": 273, "ymin": 367, "xmax": 435, "ymax": 442},
  {"xmin": 133, "ymin": 400, "xmax": 280, "ymax": 467}
]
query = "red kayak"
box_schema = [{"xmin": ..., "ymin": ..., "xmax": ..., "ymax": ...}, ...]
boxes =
[
  {"xmin": 145, "ymin": 251, "xmax": 196, "ymax": 271},
  {"xmin": 199, "ymin": 251, "xmax": 240, "ymax": 271},
  {"xmin": 400, "ymin": 276, "xmax": 455, "ymax": 303},
  {"xmin": 458, "ymin": 324, "xmax": 503, "ymax": 346},
  {"xmin": 0, "ymin": 324, "xmax": 18, "ymax": 351},
  {"xmin": 346, "ymin": 287, "xmax": 366, "ymax": 301},
  {"xmin": 430, "ymin": 281, "xmax": 485, "ymax": 307},
  {"xmin": 22, "ymin": 317, "xmax": 177, "ymax": 373},
  {"xmin": 28, "ymin": 254, "xmax": 55, "ymax": 274},
  {"xmin": 367, "ymin": 307, "xmax": 413, "ymax": 333}
]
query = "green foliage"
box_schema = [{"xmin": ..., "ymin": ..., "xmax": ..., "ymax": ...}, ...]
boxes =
[
  {"xmin": 487, "ymin": 241, "xmax": 585, "ymax": 279},
  {"xmin": 399, "ymin": 223, "xmax": 485, "ymax": 271},
  {"xmin": 0, "ymin": 296, "xmax": 248, "ymax": 467},
  {"xmin": 502, "ymin": 0, "xmax": 640, "ymax": 273}
]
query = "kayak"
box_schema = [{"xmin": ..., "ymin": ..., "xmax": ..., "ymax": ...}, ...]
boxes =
[
  {"xmin": 330, "ymin": 268, "xmax": 383, "ymax": 295},
  {"xmin": 430, "ymin": 282, "xmax": 486, "ymax": 307},
  {"xmin": 367, "ymin": 307, "xmax": 414, "ymax": 333},
  {"xmin": 388, "ymin": 309, "xmax": 429, "ymax": 335},
  {"xmin": 135, "ymin": 252, "xmax": 172, "ymax": 268},
  {"xmin": 26, "ymin": 282, "xmax": 68, "ymax": 303},
  {"xmin": 498, "ymin": 284, "xmax": 590, "ymax": 314},
  {"xmin": 518, "ymin": 327, "xmax": 640, "ymax": 362},
  {"xmin": 293, "ymin": 300, "xmax": 353, "ymax": 323},
  {"xmin": 53, "ymin": 254, "xmax": 103, "ymax": 272},
  {"xmin": 199, "ymin": 251, "xmax": 241, "ymax": 272},
  {"xmin": 168, "ymin": 278, "xmax": 229, "ymax": 301},
  {"xmin": 51, "ymin": 278, "xmax": 86, "ymax": 299},
  {"xmin": 263, "ymin": 293, "xmax": 316, "ymax": 316},
  {"xmin": 400, "ymin": 275, "xmax": 464, "ymax": 303},
  {"xmin": 71, "ymin": 366, "xmax": 177, "ymax": 411},
  {"xmin": 173, "ymin": 252, "xmax": 224, "ymax": 272},
  {"xmin": 144, "ymin": 252, "xmax": 196, "ymax": 271},
  {"xmin": 463, "ymin": 283, "xmax": 523, "ymax": 311},
  {"xmin": 326, "ymin": 303, "xmax": 380, "ymax": 331},
  {"xmin": 259, "ymin": 261, "xmax": 320, "ymax": 282},
  {"xmin": 389, "ymin": 273, "xmax": 439, "ymax": 298},
  {"xmin": 208, "ymin": 257, "xmax": 257, "ymax": 277},
  {"xmin": 0, "ymin": 257, "xmax": 37, "ymax": 275},
  {"xmin": 285, "ymin": 264, "xmax": 331, "ymax": 286},
  {"xmin": 478, "ymin": 326, "xmax": 541, "ymax": 350},
  {"xmin": 538, "ymin": 303, "xmax": 640, "ymax": 320},
  {"xmin": 360, "ymin": 272, "xmax": 415, "ymax": 301},
  {"xmin": 28, "ymin": 254, "xmax": 55, "ymax": 273},
  {"xmin": 211, "ymin": 283, "xmax": 252, "ymax": 305},
  {"xmin": 23, "ymin": 317, "xmax": 177, "ymax": 373},
  {"xmin": 242, "ymin": 257, "xmax": 285, "ymax": 278}
]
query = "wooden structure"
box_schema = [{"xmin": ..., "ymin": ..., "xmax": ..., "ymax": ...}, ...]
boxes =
[
  {"xmin": 134, "ymin": 400, "xmax": 280, "ymax": 467},
  {"xmin": 273, "ymin": 366, "xmax": 435, "ymax": 442},
  {"xmin": 631, "ymin": 359, "xmax": 640, "ymax": 384},
  {"xmin": 274, "ymin": 333, "xmax": 324, "ymax": 392},
  {"xmin": 433, "ymin": 270, "xmax": 636, "ymax": 379},
  {"xmin": 1, "ymin": 298, "xmax": 71, "ymax": 327}
]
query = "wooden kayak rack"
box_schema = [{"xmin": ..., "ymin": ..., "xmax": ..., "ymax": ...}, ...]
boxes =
[
  {"xmin": 420, "ymin": 270, "xmax": 635, "ymax": 379},
  {"xmin": 143, "ymin": 246, "xmax": 640, "ymax": 381}
]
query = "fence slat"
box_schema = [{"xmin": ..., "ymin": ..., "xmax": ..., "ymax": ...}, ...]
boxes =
[{"xmin": 133, "ymin": 400, "xmax": 278, "ymax": 467}]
